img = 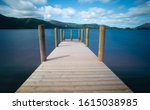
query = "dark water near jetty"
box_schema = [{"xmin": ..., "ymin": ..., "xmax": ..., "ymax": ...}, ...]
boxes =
[{"xmin": 0, "ymin": 29, "xmax": 150, "ymax": 92}]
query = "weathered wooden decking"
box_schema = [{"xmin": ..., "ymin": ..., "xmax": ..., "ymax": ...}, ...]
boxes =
[{"xmin": 16, "ymin": 41, "xmax": 132, "ymax": 93}]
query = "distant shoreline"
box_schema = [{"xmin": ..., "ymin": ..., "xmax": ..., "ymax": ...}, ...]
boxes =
[{"xmin": 0, "ymin": 14, "xmax": 150, "ymax": 30}]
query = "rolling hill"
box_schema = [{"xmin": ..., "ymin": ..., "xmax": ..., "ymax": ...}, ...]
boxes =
[
  {"xmin": 50, "ymin": 20, "xmax": 100, "ymax": 28},
  {"xmin": 0, "ymin": 14, "xmax": 100, "ymax": 29},
  {"xmin": 0, "ymin": 14, "xmax": 56, "ymax": 29},
  {"xmin": 0, "ymin": 14, "xmax": 149, "ymax": 29},
  {"xmin": 136, "ymin": 23, "xmax": 150, "ymax": 30}
]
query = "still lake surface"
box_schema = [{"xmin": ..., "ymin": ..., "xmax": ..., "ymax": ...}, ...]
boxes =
[{"xmin": 0, "ymin": 29, "xmax": 150, "ymax": 92}]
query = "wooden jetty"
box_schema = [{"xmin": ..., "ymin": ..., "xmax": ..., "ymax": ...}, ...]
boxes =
[{"xmin": 16, "ymin": 25, "xmax": 132, "ymax": 93}]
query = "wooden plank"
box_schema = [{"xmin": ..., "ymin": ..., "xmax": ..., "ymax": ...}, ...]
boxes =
[
  {"xmin": 16, "ymin": 41, "xmax": 132, "ymax": 93},
  {"xmin": 17, "ymin": 86, "xmax": 131, "ymax": 93}
]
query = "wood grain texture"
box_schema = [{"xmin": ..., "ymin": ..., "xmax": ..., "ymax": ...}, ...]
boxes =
[
  {"xmin": 16, "ymin": 41, "xmax": 132, "ymax": 93},
  {"xmin": 86, "ymin": 28, "xmax": 89, "ymax": 47},
  {"xmin": 98, "ymin": 26, "xmax": 105, "ymax": 61},
  {"xmin": 38, "ymin": 25, "xmax": 46, "ymax": 62},
  {"xmin": 54, "ymin": 28, "xmax": 58, "ymax": 47}
]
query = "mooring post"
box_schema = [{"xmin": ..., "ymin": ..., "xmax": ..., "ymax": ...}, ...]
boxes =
[
  {"xmin": 54, "ymin": 28, "xmax": 58, "ymax": 47},
  {"xmin": 70, "ymin": 29, "xmax": 73, "ymax": 40},
  {"xmin": 60, "ymin": 29, "xmax": 63, "ymax": 42},
  {"xmin": 81, "ymin": 29, "xmax": 84, "ymax": 42},
  {"xmin": 98, "ymin": 26, "xmax": 106, "ymax": 61},
  {"xmin": 86, "ymin": 28, "xmax": 89, "ymax": 47},
  {"xmin": 78, "ymin": 29, "xmax": 81, "ymax": 41},
  {"xmin": 38, "ymin": 24, "xmax": 46, "ymax": 63},
  {"xmin": 63, "ymin": 29, "xmax": 65, "ymax": 41}
]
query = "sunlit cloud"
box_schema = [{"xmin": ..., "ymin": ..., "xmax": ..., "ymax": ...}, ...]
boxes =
[
  {"xmin": 77, "ymin": 1, "xmax": 150, "ymax": 27},
  {"xmin": 2, "ymin": 0, "xmax": 37, "ymax": 10},
  {"xmin": 39, "ymin": 6, "xmax": 76, "ymax": 20}
]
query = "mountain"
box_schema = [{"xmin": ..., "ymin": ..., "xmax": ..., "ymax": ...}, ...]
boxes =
[
  {"xmin": 0, "ymin": 14, "xmax": 100, "ymax": 29},
  {"xmin": 1, "ymin": 14, "xmax": 144, "ymax": 29},
  {"xmin": 50, "ymin": 20, "xmax": 68, "ymax": 28},
  {"xmin": 136, "ymin": 23, "xmax": 150, "ymax": 30},
  {"xmin": 0, "ymin": 14, "xmax": 56, "ymax": 29},
  {"xmin": 50, "ymin": 20, "xmax": 124, "ymax": 29},
  {"xmin": 50, "ymin": 20, "xmax": 100, "ymax": 28}
]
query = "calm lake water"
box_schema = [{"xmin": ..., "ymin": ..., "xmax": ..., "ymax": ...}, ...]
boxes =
[{"xmin": 0, "ymin": 29, "xmax": 150, "ymax": 93}]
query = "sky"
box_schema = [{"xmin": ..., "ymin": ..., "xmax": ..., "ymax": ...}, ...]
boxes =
[{"xmin": 0, "ymin": 0, "xmax": 150, "ymax": 28}]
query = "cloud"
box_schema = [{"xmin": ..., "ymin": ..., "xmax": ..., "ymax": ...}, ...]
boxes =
[
  {"xmin": 2, "ymin": 0, "xmax": 37, "ymax": 11},
  {"xmin": 0, "ymin": 5, "xmax": 39, "ymax": 18},
  {"xmin": 0, "ymin": 0, "xmax": 47, "ymax": 15},
  {"xmin": 61, "ymin": 8, "xmax": 76, "ymax": 18},
  {"xmin": 78, "ymin": 0, "xmax": 112, "ymax": 3},
  {"xmin": 127, "ymin": 1, "xmax": 150, "ymax": 17},
  {"xmin": 0, "ymin": 0, "xmax": 149, "ymax": 27},
  {"xmin": 28, "ymin": 0, "xmax": 47, "ymax": 4},
  {"xmin": 0, "ymin": 0, "xmax": 41, "ymax": 19},
  {"xmin": 0, "ymin": 0, "xmax": 76, "ymax": 20},
  {"xmin": 39, "ymin": 6, "xmax": 76, "ymax": 20},
  {"xmin": 76, "ymin": 1, "xmax": 150, "ymax": 27},
  {"xmin": 79, "ymin": 7, "xmax": 112, "ymax": 19},
  {"xmin": 110, "ymin": 1, "xmax": 150, "ymax": 19}
]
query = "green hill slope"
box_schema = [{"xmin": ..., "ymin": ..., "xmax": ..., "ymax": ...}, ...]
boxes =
[{"xmin": 0, "ymin": 14, "xmax": 55, "ymax": 29}]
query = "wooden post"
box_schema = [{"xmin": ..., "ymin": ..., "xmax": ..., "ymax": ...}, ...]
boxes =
[
  {"xmin": 54, "ymin": 28, "xmax": 58, "ymax": 47},
  {"xmin": 70, "ymin": 29, "xmax": 73, "ymax": 40},
  {"xmin": 86, "ymin": 28, "xmax": 89, "ymax": 47},
  {"xmin": 63, "ymin": 29, "xmax": 64, "ymax": 40},
  {"xmin": 81, "ymin": 29, "xmax": 84, "ymax": 42},
  {"xmin": 38, "ymin": 24, "xmax": 46, "ymax": 62},
  {"xmin": 60, "ymin": 29, "xmax": 63, "ymax": 42},
  {"xmin": 98, "ymin": 26, "xmax": 106, "ymax": 61},
  {"xmin": 78, "ymin": 29, "xmax": 81, "ymax": 41},
  {"xmin": 63, "ymin": 29, "xmax": 65, "ymax": 40}
]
